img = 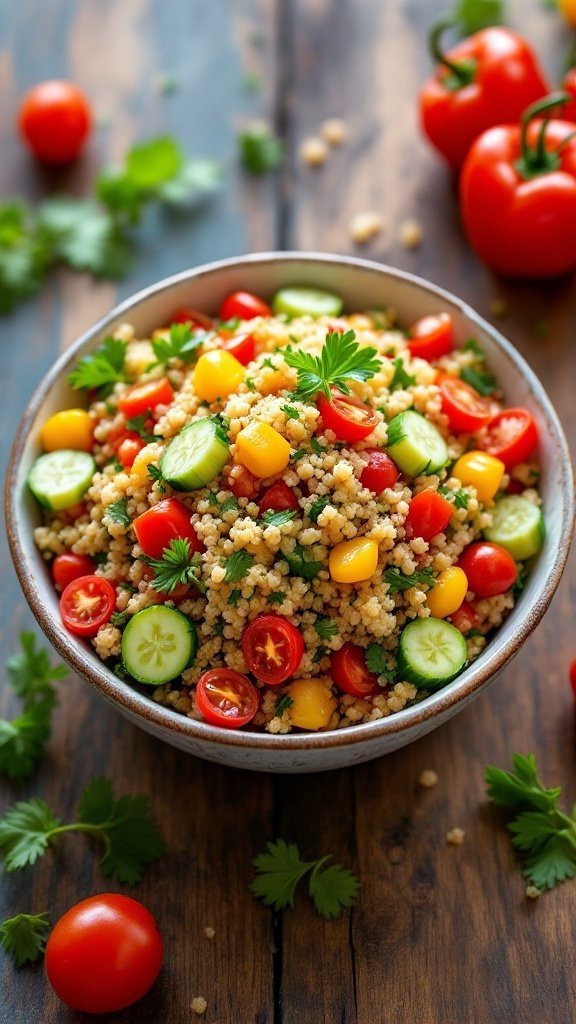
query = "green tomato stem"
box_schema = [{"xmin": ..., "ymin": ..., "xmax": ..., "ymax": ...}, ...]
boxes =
[
  {"xmin": 516, "ymin": 92, "xmax": 571, "ymax": 179},
  {"xmin": 429, "ymin": 18, "xmax": 477, "ymax": 90}
]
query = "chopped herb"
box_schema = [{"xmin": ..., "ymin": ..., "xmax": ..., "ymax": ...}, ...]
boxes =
[
  {"xmin": 211, "ymin": 413, "xmax": 231, "ymax": 441},
  {"xmin": 222, "ymin": 551, "xmax": 254, "ymax": 584},
  {"xmin": 104, "ymin": 498, "xmax": 131, "ymax": 527},
  {"xmin": 282, "ymin": 404, "xmax": 300, "ymax": 420},
  {"xmin": 310, "ymin": 437, "xmax": 327, "ymax": 455},
  {"xmin": 290, "ymin": 448, "xmax": 307, "ymax": 462},
  {"xmin": 274, "ymin": 694, "xmax": 293, "ymax": 716},
  {"xmin": 312, "ymin": 647, "xmax": 325, "ymax": 664},
  {"xmin": 260, "ymin": 509, "xmax": 296, "ymax": 528},
  {"xmin": 308, "ymin": 496, "xmax": 329, "ymax": 523},
  {"xmin": 251, "ymin": 838, "xmax": 360, "ymax": 919},
  {"xmin": 467, "ymin": 628, "xmax": 484, "ymax": 639},
  {"xmin": 145, "ymin": 538, "xmax": 206, "ymax": 594},
  {"xmin": 314, "ymin": 618, "xmax": 338, "ymax": 640},
  {"xmin": 0, "ymin": 632, "xmax": 64, "ymax": 780},
  {"xmin": 239, "ymin": 123, "xmax": 283, "ymax": 174},
  {"xmin": 389, "ymin": 357, "xmax": 416, "ymax": 391},
  {"xmin": 0, "ymin": 912, "xmax": 50, "ymax": 967},
  {"xmin": 245, "ymin": 377, "xmax": 256, "ymax": 391},
  {"xmin": 285, "ymin": 329, "xmax": 381, "ymax": 402},
  {"xmin": 229, "ymin": 589, "xmax": 242, "ymax": 607},
  {"xmin": 512, "ymin": 562, "xmax": 529, "ymax": 599},
  {"xmin": 208, "ymin": 491, "xmax": 220, "ymax": 508},
  {"xmin": 220, "ymin": 495, "xmax": 239, "ymax": 514},
  {"xmin": 262, "ymin": 357, "xmax": 277, "ymax": 370},
  {"xmin": 242, "ymin": 71, "xmax": 262, "ymax": 94},
  {"xmin": 268, "ymin": 592, "xmax": 285, "ymax": 606},
  {"xmin": 110, "ymin": 610, "xmax": 130, "ymax": 628},
  {"xmin": 93, "ymin": 552, "xmax": 108, "ymax": 566},
  {"xmin": 217, "ymin": 317, "xmax": 240, "ymax": 332},
  {"xmin": 365, "ymin": 643, "xmax": 396, "ymax": 683},
  {"xmin": 148, "ymin": 322, "xmax": 206, "ymax": 369},
  {"xmin": 147, "ymin": 464, "xmax": 167, "ymax": 493},
  {"xmin": 463, "ymin": 337, "xmax": 485, "ymax": 358},
  {"xmin": 439, "ymin": 485, "xmax": 469, "ymax": 510},
  {"xmin": 68, "ymin": 337, "xmax": 127, "ymax": 396},
  {"xmin": 124, "ymin": 414, "xmax": 155, "ymax": 442},
  {"xmin": 461, "ymin": 365, "xmax": 496, "ymax": 396},
  {"xmin": 283, "ymin": 544, "xmax": 323, "ymax": 581},
  {"xmin": 212, "ymin": 621, "xmax": 225, "ymax": 637},
  {"xmin": 118, "ymin": 582, "xmax": 137, "ymax": 593},
  {"xmin": 7, "ymin": 632, "xmax": 67, "ymax": 701},
  {"xmin": 384, "ymin": 566, "xmax": 436, "ymax": 593}
]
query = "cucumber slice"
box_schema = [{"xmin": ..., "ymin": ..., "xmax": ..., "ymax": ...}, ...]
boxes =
[
  {"xmin": 386, "ymin": 410, "xmax": 448, "ymax": 477},
  {"xmin": 397, "ymin": 617, "xmax": 467, "ymax": 689},
  {"xmin": 121, "ymin": 606, "xmax": 197, "ymax": 685},
  {"xmin": 160, "ymin": 418, "xmax": 229, "ymax": 491},
  {"xmin": 272, "ymin": 286, "xmax": 344, "ymax": 319},
  {"xmin": 483, "ymin": 495, "xmax": 544, "ymax": 560},
  {"xmin": 28, "ymin": 450, "xmax": 96, "ymax": 511}
]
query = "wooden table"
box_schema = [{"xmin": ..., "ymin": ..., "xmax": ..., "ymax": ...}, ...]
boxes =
[{"xmin": 2, "ymin": 1, "xmax": 575, "ymax": 1021}]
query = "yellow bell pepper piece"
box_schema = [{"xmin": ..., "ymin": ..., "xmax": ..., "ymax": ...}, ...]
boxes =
[
  {"xmin": 193, "ymin": 349, "xmax": 245, "ymax": 403},
  {"xmin": 286, "ymin": 678, "xmax": 337, "ymax": 730},
  {"xmin": 235, "ymin": 421, "xmax": 291, "ymax": 478},
  {"xmin": 41, "ymin": 409, "xmax": 93, "ymax": 452},
  {"xmin": 452, "ymin": 450, "xmax": 505, "ymax": 504},
  {"xmin": 329, "ymin": 537, "xmax": 379, "ymax": 583},
  {"xmin": 427, "ymin": 567, "xmax": 468, "ymax": 619}
]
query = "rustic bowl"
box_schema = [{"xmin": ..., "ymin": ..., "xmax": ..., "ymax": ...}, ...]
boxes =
[{"xmin": 6, "ymin": 253, "xmax": 574, "ymax": 772}]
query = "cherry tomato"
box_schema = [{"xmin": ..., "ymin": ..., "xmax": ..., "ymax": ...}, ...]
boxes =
[
  {"xmin": 561, "ymin": 68, "xmax": 576, "ymax": 123},
  {"xmin": 60, "ymin": 575, "xmax": 116, "ymax": 637},
  {"xmin": 227, "ymin": 465, "xmax": 260, "ymax": 500},
  {"xmin": 407, "ymin": 313, "xmax": 454, "ymax": 361},
  {"xmin": 220, "ymin": 332, "xmax": 256, "ymax": 366},
  {"xmin": 258, "ymin": 480, "xmax": 299, "ymax": 516},
  {"xmin": 45, "ymin": 894, "xmax": 163, "ymax": 1014},
  {"xmin": 360, "ymin": 449, "xmax": 400, "ymax": 493},
  {"xmin": 242, "ymin": 614, "xmax": 304, "ymax": 686},
  {"xmin": 329, "ymin": 642, "xmax": 381, "ymax": 698},
  {"xmin": 118, "ymin": 378, "xmax": 174, "ymax": 419},
  {"xmin": 569, "ymin": 657, "xmax": 576, "ymax": 699},
  {"xmin": 52, "ymin": 552, "xmax": 95, "ymax": 589},
  {"xmin": 449, "ymin": 599, "xmax": 479, "ymax": 635},
  {"xmin": 195, "ymin": 668, "xmax": 259, "ymax": 728},
  {"xmin": 457, "ymin": 542, "xmax": 517, "ymax": 598},
  {"xmin": 481, "ymin": 408, "xmax": 538, "ymax": 470},
  {"xmin": 18, "ymin": 80, "xmax": 92, "ymax": 165},
  {"xmin": 317, "ymin": 388, "xmax": 378, "ymax": 443},
  {"xmin": 404, "ymin": 489, "xmax": 453, "ymax": 541},
  {"xmin": 219, "ymin": 291, "xmax": 271, "ymax": 321},
  {"xmin": 439, "ymin": 376, "xmax": 492, "ymax": 432},
  {"xmin": 171, "ymin": 307, "xmax": 213, "ymax": 330},
  {"xmin": 133, "ymin": 498, "xmax": 204, "ymax": 560},
  {"xmin": 117, "ymin": 436, "xmax": 145, "ymax": 468}
]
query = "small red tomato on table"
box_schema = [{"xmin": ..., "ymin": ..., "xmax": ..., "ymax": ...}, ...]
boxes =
[{"xmin": 18, "ymin": 80, "xmax": 92, "ymax": 164}]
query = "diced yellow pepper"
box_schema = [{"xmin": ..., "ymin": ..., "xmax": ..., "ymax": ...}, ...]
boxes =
[
  {"xmin": 286, "ymin": 678, "xmax": 337, "ymax": 730},
  {"xmin": 235, "ymin": 421, "xmax": 291, "ymax": 478},
  {"xmin": 193, "ymin": 350, "xmax": 245, "ymax": 403},
  {"xmin": 131, "ymin": 445, "xmax": 159, "ymax": 483},
  {"xmin": 452, "ymin": 450, "xmax": 505, "ymax": 504},
  {"xmin": 41, "ymin": 409, "xmax": 93, "ymax": 452},
  {"xmin": 329, "ymin": 537, "xmax": 379, "ymax": 583},
  {"xmin": 427, "ymin": 567, "xmax": 468, "ymax": 619}
]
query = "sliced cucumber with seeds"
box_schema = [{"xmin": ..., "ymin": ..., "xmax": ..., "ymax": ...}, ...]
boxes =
[
  {"xmin": 483, "ymin": 495, "xmax": 544, "ymax": 561},
  {"xmin": 386, "ymin": 410, "xmax": 448, "ymax": 477},
  {"xmin": 272, "ymin": 286, "xmax": 343, "ymax": 319},
  {"xmin": 28, "ymin": 449, "xmax": 96, "ymax": 511},
  {"xmin": 160, "ymin": 418, "xmax": 229, "ymax": 491},
  {"xmin": 397, "ymin": 617, "xmax": 467, "ymax": 689},
  {"xmin": 121, "ymin": 606, "xmax": 197, "ymax": 685}
]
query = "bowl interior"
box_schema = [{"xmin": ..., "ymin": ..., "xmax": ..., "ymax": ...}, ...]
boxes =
[{"xmin": 7, "ymin": 253, "xmax": 575, "ymax": 758}]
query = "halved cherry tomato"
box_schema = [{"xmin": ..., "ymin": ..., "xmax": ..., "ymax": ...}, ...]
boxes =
[
  {"xmin": 404, "ymin": 489, "xmax": 453, "ymax": 541},
  {"xmin": 407, "ymin": 312, "xmax": 453, "ymax": 361},
  {"xmin": 60, "ymin": 575, "xmax": 116, "ymax": 637},
  {"xmin": 506, "ymin": 479, "xmax": 525, "ymax": 495},
  {"xmin": 457, "ymin": 542, "xmax": 517, "ymax": 598},
  {"xmin": 317, "ymin": 388, "xmax": 378, "ymax": 443},
  {"xmin": 360, "ymin": 449, "xmax": 400, "ymax": 493},
  {"xmin": 117, "ymin": 437, "xmax": 145, "ymax": 469},
  {"xmin": 171, "ymin": 307, "xmax": 213, "ymax": 330},
  {"xmin": 195, "ymin": 668, "xmax": 258, "ymax": 728},
  {"xmin": 221, "ymin": 332, "xmax": 256, "ymax": 366},
  {"xmin": 18, "ymin": 80, "xmax": 92, "ymax": 165},
  {"xmin": 449, "ymin": 599, "xmax": 479, "ymax": 635},
  {"xmin": 219, "ymin": 291, "xmax": 271, "ymax": 321},
  {"xmin": 52, "ymin": 552, "xmax": 95, "ymax": 589},
  {"xmin": 481, "ymin": 408, "xmax": 538, "ymax": 470},
  {"xmin": 118, "ymin": 378, "xmax": 174, "ymax": 419},
  {"xmin": 133, "ymin": 498, "xmax": 204, "ymax": 560},
  {"xmin": 242, "ymin": 614, "xmax": 304, "ymax": 686},
  {"xmin": 258, "ymin": 481, "xmax": 299, "ymax": 516},
  {"xmin": 439, "ymin": 376, "xmax": 492, "ymax": 432},
  {"xmin": 330, "ymin": 642, "xmax": 381, "ymax": 698},
  {"xmin": 227, "ymin": 465, "xmax": 260, "ymax": 500}
]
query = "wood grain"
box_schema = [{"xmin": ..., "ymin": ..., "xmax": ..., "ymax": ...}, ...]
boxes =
[{"xmin": 2, "ymin": 0, "xmax": 576, "ymax": 1022}]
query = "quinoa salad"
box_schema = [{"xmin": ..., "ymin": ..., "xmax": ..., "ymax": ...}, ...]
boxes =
[{"xmin": 29, "ymin": 284, "xmax": 544, "ymax": 734}]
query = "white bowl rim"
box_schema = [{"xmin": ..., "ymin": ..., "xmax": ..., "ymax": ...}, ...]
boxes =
[{"xmin": 5, "ymin": 251, "xmax": 575, "ymax": 754}]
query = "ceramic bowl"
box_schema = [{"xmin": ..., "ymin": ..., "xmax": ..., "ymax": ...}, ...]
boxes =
[{"xmin": 6, "ymin": 253, "xmax": 574, "ymax": 772}]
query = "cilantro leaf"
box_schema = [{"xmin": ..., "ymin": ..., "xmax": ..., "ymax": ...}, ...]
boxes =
[
  {"xmin": 384, "ymin": 567, "xmax": 436, "ymax": 593},
  {"xmin": 145, "ymin": 538, "xmax": 206, "ymax": 594},
  {"xmin": 37, "ymin": 197, "xmax": 132, "ymax": 278},
  {"xmin": 0, "ymin": 913, "xmax": 50, "ymax": 967},
  {"xmin": 68, "ymin": 337, "xmax": 128, "ymax": 394},
  {"xmin": 149, "ymin": 322, "xmax": 206, "ymax": 369},
  {"xmin": 283, "ymin": 543, "xmax": 323, "ymax": 581},
  {"xmin": 104, "ymin": 498, "xmax": 131, "ymax": 527},
  {"xmin": 308, "ymin": 859, "xmax": 361, "ymax": 920},
  {"xmin": 239, "ymin": 123, "xmax": 283, "ymax": 174},
  {"xmin": 389, "ymin": 358, "xmax": 416, "ymax": 391},
  {"xmin": 220, "ymin": 495, "xmax": 238, "ymax": 514},
  {"xmin": 223, "ymin": 551, "xmax": 254, "ymax": 584},
  {"xmin": 0, "ymin": 698, "xmax": 55, "ymax": 781},
  {"xmin": 282, "ymin": 404, "xmax": 300, "ymax": 420},
  {"xmin": 285, "ymin": 330, "xmax": 381, "ymax": 402},
  {"xmin": 0, "ymin": 799, "xmax": 62, "ymax": 871},
  {"xmin": 438, "ymin": 485, "xmax": 469, "ymax": 510},
  {"xmin": 158, "ymin": 158, "xmax": 222, "ymax": 206},
  {"xmin": 364, "ymin": 643, "xmax": 395, "ymax": 683},
  {"xmin": 460, "ymin": 365, "xmax": 496, "ymax": 396},
  {"xmin": 260, "ymin": 509, "xmax": 297, "ymax": 528},
  {"xmin": 314, "ymin": 618, "xmax": 338, "ymax": 640},
  {"xmin": 0, "ymin": 202, "xmax": 51, "ymax": 313},
  {"xmin": 7, "ymin": 632, "xmax": 66, "ymax": 702},
  {"xmin": 308, "ymin": 496, "xmax": 329, "ymax": 523},
  {"xmin": 251, "ymin": 839, "xmax": 360, "ymax": 918}
]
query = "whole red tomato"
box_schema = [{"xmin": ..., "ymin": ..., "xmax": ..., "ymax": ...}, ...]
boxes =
[
  {"xmin": 460, "ymin": 93, "xmax": 576, "ymax": 277},
  {"xmin": 419, "ymin": 23, "xmax": 549, "ymax": 170},
  {"xmin": 561, "ymin": 67, "xmax": 576, "ymax": 123},
  {"xmin": 18, "ymin": 80, "xmax": 92, "ymax": 164},
  {"xmin": 45, "ymin": 894, "xmax": 163, "ymax": 1013}
]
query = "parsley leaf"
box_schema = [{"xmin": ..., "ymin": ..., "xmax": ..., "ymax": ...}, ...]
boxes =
[
  {"xmin": 438, "ymin": 485, "xmax": 469, "ymax": 510},
  {"xmin": 283, "ymin": 544, "xmax": 323, "ymax": 581},
  {"xmin": 229, "ymin": 589, "xmax": 241, "ymax": 607},
  {"xmin": 308, "ymin": 496, "xmax": 330, "ymax": 523},
  {"xmin": 223, "ymin": 551, "xmax": 254, "ymax": 584},
  {"xmin": 462, "ymin": 337, "xmax": 485, "ymax": 358},
  {"xmin": 365, "ymin": 643, "xmax": 396, "ymax": 684},
  {"xmin": 220, "ymin": 495, "xmax": 239, "ymax": 514},
  {"xmin": 0, "ymin": 202, "xmax": 51, "ymax": 314},
  {"xmin": 0, "ymin": 913, "xmax": 50, "ymax": 967},
  {"xmin": 145, "ymin": 538, "xmax": 206, "ymax": 594},
  {"xmin": 0, "ymin": 699, "xmax": 55, "ymax": 782},
  {"xmin": 37, "ymin": 196, "xmax": 132, "ymax": 278},
  {"xmin": 7, "ymin": 632, "xmax": 67, "ymax": 701},
  {"xmin": 268, "ymin": 592, "xmax": 285, "ymax": 606},
  {"xmin": 0, "ymin": 778, "xmax": 165, "ymax": 884},
  {"xmin": 251, "ymin": 839, "xmax": 360, "ymax": 919},
  {"xmin": 124, "ymin": 414, "xmax": 156, "ymax": 442},
  {"xmin": 239, "ymin": 123, "xmax": 283, "ymax": 174},
  {"xmin": 512, "ymin": 561, "xmax": 529, "ymax": 599},
  {"xmin": 149, "ymin": 322, "xmax": 206, "ymax": 369},
  {"xmin": 282, "ymin": 404, "xmax": 300, "ymax": 420},
  {"xmin": 104, "ymin": 498, "xmax": 131, "ymax": 527},
  {"xmin": 389, "ymin": 358, "xmax": 416, "ymax": 391},
  {"xmin": 460, "ymin": 365, "xmax": 496, "ymax": 396},
  {"xmin": 274, "ymin": 694, "xmax": 293, "ymax": 716},
  {"xmin": 110, "ymin": 610, "xmax": 131, "ymax": 628},
  {"xmin": 485, "ymin": 754, "xmax": 576, "ymax": 890},
  {"xmin": 148, "ymin": 464, "xmax": 167, "ymax": 493},
  {"xmin": 310, "ymin": 437, "xmax": 327, "ymax": 456},
  {"xmin": 260, "ymin": 509, "xmax": 297, "ymax": 528},
  {"xmin": 284, "ymin": 330, "xmax": 381, "ymax": 402},
  {"xmin": 68, "ymin": 336, "xmax": 127, "ymax": 394},
  {"xmin": 384, "ymin": 567, "xmax": 436, "ymax": 593},
  {"xmin": 314, "ymin": 618, "xmax": 338, "ymax": 640}
]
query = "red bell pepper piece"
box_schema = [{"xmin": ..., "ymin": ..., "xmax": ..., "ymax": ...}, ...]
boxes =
[{"xmin": 419, "ymin": 22, "xmax": 549, "ymax": 171}]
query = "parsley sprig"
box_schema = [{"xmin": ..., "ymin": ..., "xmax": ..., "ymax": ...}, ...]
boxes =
[
  {"xmin": 68, "ymin": 336, "xmax": 128, "ymax": 395},
  {"xmin": 365, "ymin": 644, "xmax": 396, "ymax": 684},
  {"xmin": 0, "ymin": 913, "xmax": 50, "ymax": 967},
  {"xmin": 259, "ymin": 509, "xmax": 297, "ymax": 528},
  {"xmin": 104, "ymin": 497, "xmax": 131, "ymax": 527},
  {"xmin": 238, "ymin": 123, "xmax": 283, "ymax": 174},
  {"xmin": 251, "ymin": 839, "xmax": 360, "ymax": 919},
  {"xmin": 384, "ymin": 567, "xmax": 436, "ymax": 593},
  {"xmin": 148, "ymin": 322, "xmax": 207, "ymax": 370},
  {"xmin": 222, "ymin": 551, "xmax": 254, "ymax": 584},
  {"xmin": 283, "ymin": 544, "xmax": 323, "ymax": 581},
  {"xmin": 486, "ymin": 754, "xmax": 576, "ymax": 891},
  {"xmin": 284, "ymin": 330, "xmax": 381, "ymax": 402},
  {"xmin": 0, "ymin": 777, "xmax": 165, "ymax": 884},
  {"xmin": 145, "ymin": 538, "xmax": 206, "ymax": 594}
]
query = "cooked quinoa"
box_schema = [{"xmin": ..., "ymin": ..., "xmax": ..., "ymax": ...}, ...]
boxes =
[{"xmin": 31, "ymin": 287, "xmax": 543, "ymax": 734}]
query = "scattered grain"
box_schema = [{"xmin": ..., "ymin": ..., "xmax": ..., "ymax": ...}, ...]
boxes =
[
  {"xmin": 191, "ymin": 996, "xmax": 208, "ymax": 1015},
  {"xmin": 299, "ymin": 136, "xmax": 328, "ymax": 166},
  {"xmin": 446, "ymin": 827, "xmax": 465, "ymax": 845},
  {"xmin": 398, "ymin": 218, "xmax": 423, "ymax": 249},
  {"xmin": 349, "ymin": 211, "xmax": 384, "ymax": 245},
  {"xmin": 321, "ymin": 118, "xmax": 348, "ymax": 145},
  {"xmin": 418, "ymin": 769, "xmax": 438, "ymax": 788}
]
